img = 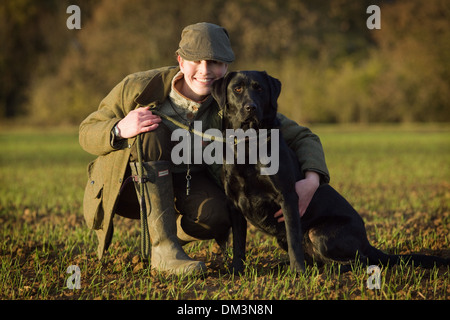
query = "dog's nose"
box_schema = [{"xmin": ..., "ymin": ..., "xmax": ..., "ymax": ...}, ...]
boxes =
[{"xmin": 245, "ymin": 104, "xmax": 257, "ymax": 112}]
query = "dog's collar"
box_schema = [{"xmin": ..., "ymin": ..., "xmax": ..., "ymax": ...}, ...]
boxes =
[
  {"xmin": 150, "ymin": 108, "xmax": 271, "ymax": 145},
  {"xmin": 226, "ymin": 130, "xmax": 271, "ymax": 145}
]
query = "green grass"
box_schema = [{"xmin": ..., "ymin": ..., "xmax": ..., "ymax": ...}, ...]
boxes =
[{"xmin": 0, "ymin": 124, "xmax": 449, "ymax": 300}]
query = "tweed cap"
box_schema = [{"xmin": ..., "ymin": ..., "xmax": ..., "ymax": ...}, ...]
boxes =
[{"xmin": 176, "ymin": 22, "xmax": 235, "ymax": 63}]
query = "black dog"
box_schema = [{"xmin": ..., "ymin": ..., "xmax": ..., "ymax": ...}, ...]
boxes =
[
  {"xmin": 212, "ymin": 71, "xmax": 305, "ymax": 273},
  {"xmin": 212, "ymin": 71, "xmax": 449, "ymax": 274}
]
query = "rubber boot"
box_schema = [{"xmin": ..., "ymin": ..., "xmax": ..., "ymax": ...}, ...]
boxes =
[
  {"xmin": 176, "ymin": 214, "xmax": 202, "ymax": 246},
  {"xmin": 129, "ymin": 160, "xmax": 206, "ymax": 275}
]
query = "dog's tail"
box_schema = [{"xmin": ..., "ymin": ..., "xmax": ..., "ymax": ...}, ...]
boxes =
[{"xmin": 365, "ymin": 245, "xmax": 449, "ymax": 268}]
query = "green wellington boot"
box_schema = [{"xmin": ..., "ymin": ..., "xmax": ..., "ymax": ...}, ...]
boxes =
[{"xmin": 130, "ymin": 160, "xmax": 206, "ymax": 275}]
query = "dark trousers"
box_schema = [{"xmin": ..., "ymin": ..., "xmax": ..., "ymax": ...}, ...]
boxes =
[{"xmin": 115, "ymin": 123, "xmax": 231, "ymax": 242}]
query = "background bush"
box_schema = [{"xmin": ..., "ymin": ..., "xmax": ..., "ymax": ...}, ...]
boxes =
[{"xmin": 1, "ymin": 0, "xmax": 449, "ymax": 125}]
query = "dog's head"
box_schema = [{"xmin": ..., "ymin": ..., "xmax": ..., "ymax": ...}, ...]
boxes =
[{"xmin": 212, "ymin": 71, "xmax": 281, "ymax": 130}]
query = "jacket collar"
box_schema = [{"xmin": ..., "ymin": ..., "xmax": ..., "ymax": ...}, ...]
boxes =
[{"xmin": 134, "ymin": 66, "xmax": 180, "ymax": 107}]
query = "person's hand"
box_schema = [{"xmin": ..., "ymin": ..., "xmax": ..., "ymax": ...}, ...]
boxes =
[
  {"xmin": 116, "ymin": 106, "xmax": 162, "ymax": 139},
  {"xmin": 274, "ymin": 171, "xmax": 320, "ymax": 222}
]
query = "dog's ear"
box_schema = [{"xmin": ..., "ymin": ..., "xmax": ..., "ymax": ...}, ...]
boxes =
[
  {"xmin": 212, "ymin": 72, "xmax": 235, "ymax": 109},
  {"xmin": 264, "ymin": 72, "xmax": 282, "ymax": 110}
]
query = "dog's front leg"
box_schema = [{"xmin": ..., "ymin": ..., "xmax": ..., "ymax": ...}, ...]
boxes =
[
  {"xmin": 229, "ymin": 204, "xmax": 247, "ymax": 274},
  {"xmin": 281, "ymin": 193, "xmax": 306, "ymax": 273}
]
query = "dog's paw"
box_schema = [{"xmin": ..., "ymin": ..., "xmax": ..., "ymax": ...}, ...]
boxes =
[
  {"xmin": 290, "ymin": 261, "xmax": 306, "ymax": 274},
  {"xmin": 230, "ymin": 261, "xmax": 244, "ymax": 275}
]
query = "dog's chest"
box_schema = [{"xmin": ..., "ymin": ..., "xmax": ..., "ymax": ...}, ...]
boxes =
[
  {"xmin": 225, "ymin": 164, "xmax": 282, "ymax": 214},
  {"xmin": 229, "ymin": 175, "xmax": 282, "ymax": 235}
]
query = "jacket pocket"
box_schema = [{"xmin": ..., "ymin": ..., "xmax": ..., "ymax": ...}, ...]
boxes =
[{"xmin": 83, "ymin": 158, "xmax": 104, "ymax": 230}]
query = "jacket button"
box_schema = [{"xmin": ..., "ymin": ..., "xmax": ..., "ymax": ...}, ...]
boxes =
[
  {"xmin": 128, "ymin": 144, "xmax": 132, "ymax": 148},
  {"xmin": 90, "ymin": 180, "xmax": 95, "ymax": 185}
]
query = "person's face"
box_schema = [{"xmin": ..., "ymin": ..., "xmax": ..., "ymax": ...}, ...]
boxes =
[{"xmin": 178, "ymin": 55, "xmax": 228, "ymax": 101}]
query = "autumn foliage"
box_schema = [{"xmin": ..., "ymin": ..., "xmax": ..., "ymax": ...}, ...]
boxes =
[{"xmin": 1, "ymin": 0, "xmax": 449, "ymax": 125}]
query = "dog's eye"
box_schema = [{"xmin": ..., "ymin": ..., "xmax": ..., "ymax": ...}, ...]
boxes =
[
  {"xmin": 254, "ymin": 85, "xmax": 263, "ymax": 92},
  {"xmin": 234, "ymin": 86, "xmax": 243, "ymax": 94}
]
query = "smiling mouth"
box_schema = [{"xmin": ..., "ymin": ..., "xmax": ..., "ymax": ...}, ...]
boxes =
[{"xmin": 195, "ymin": 78, "xmax": 214, "ymax": 85}]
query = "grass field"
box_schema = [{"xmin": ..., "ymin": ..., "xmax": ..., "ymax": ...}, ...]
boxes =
[{"xmin": 0, "ymin": 124, "xmax": 449, "ymax": 301}]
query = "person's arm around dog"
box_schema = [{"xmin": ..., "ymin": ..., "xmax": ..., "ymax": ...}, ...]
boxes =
[{"xmin": 274, "ymin": 171, "xmax": 320, "ymax": 222}]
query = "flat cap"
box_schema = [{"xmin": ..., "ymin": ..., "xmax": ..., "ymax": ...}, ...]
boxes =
[{"xmin": 176, "ymin": 22, "xmax": 235, "ymax": 63}]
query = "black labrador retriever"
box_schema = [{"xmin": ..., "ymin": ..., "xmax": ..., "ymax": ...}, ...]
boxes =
[
  {"xmin": 213, "ymin": 71, "xmax": 305, "ymax": 273},
  {"xmin": 212, "ymin": 71, "xmax": 449, "ymax": 274}
]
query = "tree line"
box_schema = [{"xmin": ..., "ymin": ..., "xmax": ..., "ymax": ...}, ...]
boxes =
[{"xmin": 1, "ymin": 0, "xmax": 449, "ymax": 125}]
